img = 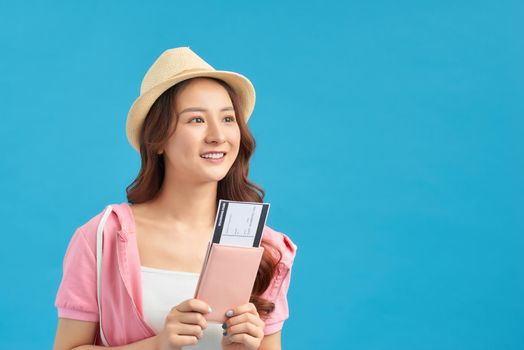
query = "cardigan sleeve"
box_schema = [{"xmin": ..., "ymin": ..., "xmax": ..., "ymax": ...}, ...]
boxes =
[
  {"xmin": 262, "ymin": 232, "xmax": 298, "ymax": 335},
  {"xmin": 54, "ymin": 226, "xmax": 99, "ymax": 322}
]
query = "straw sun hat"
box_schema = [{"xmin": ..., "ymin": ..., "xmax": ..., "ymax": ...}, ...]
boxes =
[{"xmin": 126, "ymin": 46, "xmax": 256, "ymax": 152}]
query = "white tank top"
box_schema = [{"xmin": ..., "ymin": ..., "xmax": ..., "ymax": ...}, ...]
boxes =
[{"xmin": 140, "ymin": 266, "xmax": 224, "ymax": 349}]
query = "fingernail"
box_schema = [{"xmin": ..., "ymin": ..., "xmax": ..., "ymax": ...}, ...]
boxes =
[
  {"xmin": 222, "ymin": 322, "xmax": 227, "ymax": 329},
  {"xmin": 222, "ymin": 329, "xmax": 228, "ymax": 336},
  {"xmin": 208, "ymin": 306, "xmax": 213, "ymax": 313},
  {"xmin": 225, "ymin": 309, "xmax": 234, "ymax": 317}
]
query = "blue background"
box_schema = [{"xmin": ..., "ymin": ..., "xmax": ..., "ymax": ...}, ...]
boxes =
[{"xmin": 1, "ymin": 1, "xmax": 522, "ymax": 349}]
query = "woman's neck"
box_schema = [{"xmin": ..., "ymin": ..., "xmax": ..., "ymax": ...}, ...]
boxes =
[{"xmin": 148, "ymin": 175, "xmax": 218, "ymax": 231}]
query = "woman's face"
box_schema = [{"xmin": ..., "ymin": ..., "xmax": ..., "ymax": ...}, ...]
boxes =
[{"xmin": 162, "ymin": 78, "xmax": 241, "ymax": 184}]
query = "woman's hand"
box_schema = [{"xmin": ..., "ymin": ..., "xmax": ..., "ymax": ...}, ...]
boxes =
[
  {"xmin": 155, "ymin": 298, "xmax": 211, "ymax": 350},
  {"xmin": 221, "ymin": 302, "xmax": 265, "ymax": 350}
]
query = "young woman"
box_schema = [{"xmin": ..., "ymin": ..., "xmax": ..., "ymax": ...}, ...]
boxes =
[{"xmin": 52, "ymin": 47, "xmax": 298, "ymax": 350}]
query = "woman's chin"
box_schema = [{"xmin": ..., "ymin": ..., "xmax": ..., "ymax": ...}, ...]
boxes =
[{"xmin": 200, "ymin": 170, "xmax": 229, "ymax": 182}]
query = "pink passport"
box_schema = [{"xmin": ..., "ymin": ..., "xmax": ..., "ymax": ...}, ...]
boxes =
[{"xmin": 194, "ymin": 243, "xmax": 264, "ymax": 323}]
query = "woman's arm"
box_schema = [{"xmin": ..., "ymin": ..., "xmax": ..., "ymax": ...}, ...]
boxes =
[{"xmin": 52, "ymin": 318, "xmax": 158, "ymax": 350}]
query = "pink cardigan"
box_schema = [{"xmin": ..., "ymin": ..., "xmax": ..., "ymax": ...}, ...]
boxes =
[{"xmin": 54, "ymin": 202, "xmax": 298, "ymax": 346}]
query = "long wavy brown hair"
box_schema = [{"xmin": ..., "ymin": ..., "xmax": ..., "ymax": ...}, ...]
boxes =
[{"xmin": 125, "ymin": 77, "xmax": 282, "ymax": 320}]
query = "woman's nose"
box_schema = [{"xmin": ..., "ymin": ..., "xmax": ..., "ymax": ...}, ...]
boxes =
[{"xmin": 205, "ymin": 120, "xmax": 226, "ymax": 144}]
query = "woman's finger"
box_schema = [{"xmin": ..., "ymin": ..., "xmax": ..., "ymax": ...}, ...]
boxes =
[
  {"xmin": 225, "ymin": 302, "xmax": 259, "ymax": 318},
  {"xmin": 225, "ymin": 311, "xmax": 265, "ymax": 330},
  {"xmin": 223, "ymin": 332, "xmax": 259, "ymax": 349},
  {"xmin": 227, "ymin": 320, "xmax": 264, "ymax": 338}
]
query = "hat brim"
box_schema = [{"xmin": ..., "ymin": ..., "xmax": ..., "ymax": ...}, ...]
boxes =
[{"xmin": 126, "ymin": 69, "xmax": 256, "ymax": 152}]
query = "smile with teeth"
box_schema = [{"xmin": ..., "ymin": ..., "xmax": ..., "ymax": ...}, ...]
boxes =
[{"xmin": 200, "ymin": 152, "xmax": 225, "ymax": 159}]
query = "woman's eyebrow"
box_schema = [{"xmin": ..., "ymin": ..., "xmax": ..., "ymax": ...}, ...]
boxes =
[{"xmin": 179, "ymin": 106, "xmax": 234, "ymax": 114}]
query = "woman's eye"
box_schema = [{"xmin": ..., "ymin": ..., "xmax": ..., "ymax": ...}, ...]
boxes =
[
  {"xmin": 224, "ymin": 116, "xmax": 236, "ymax": 122},
  {"xmin": 189, "ymin": 117, "xmax": 204, "ymax": 123}
]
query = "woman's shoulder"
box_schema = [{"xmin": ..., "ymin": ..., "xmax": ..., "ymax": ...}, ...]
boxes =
[
  {"xmin": 262, "ymin": 225, "xmax": 298, "ymax": 268},
  {"xmin": 73, "ymin": 202, "xmax": 132, "ymax": 247},
  {"xmin": 55, "ymin": 202, "xmax": 129, "ymax": 322}
]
